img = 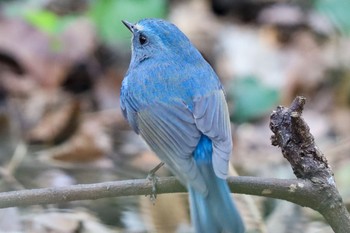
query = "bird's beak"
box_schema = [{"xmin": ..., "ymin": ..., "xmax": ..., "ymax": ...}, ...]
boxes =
[{"xmin": 122, "ymin": 20, "xmax": 134, "ymax": 33}]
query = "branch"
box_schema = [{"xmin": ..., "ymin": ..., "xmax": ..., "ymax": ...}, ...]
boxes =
[
  {"xmin": 0, "ymin": 176, "xmax": 184, "ymax": 209},
  {"xmin": 269, "ymin": 96, "xmax": 350, "ymax": 233},
  {"xmin": 0, "ymin": 175, "xmax": 325, "ymax": 209}
]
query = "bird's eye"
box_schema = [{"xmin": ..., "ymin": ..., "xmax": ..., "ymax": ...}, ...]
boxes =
[{"xmin": 139, "ymin": 34, "xmax": 147, "ymax": 45}]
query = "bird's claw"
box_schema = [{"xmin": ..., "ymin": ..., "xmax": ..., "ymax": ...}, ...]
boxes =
[
  {"xmin": 146, "ymin": 162, "xmax": 164, "ymax": 204},
  {"xmin": 147, "ymin": 173, "xmax": 158, "ymax": 204}
]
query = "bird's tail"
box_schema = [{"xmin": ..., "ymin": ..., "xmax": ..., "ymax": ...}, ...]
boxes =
[{"xmin": 189, "ymin": 137, "xmax": 245, "ymax": 233}]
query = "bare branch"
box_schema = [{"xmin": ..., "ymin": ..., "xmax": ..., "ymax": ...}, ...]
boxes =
[
  {"xmin": 269, "ymin": 96, "xmax": 350, "ymax": 233},
  {"xmin": 0, "ymin": 177, "xmax": 183, "ymax": 208},
  {"xmin": 0, "ymin": 176, "xmax": 320, "ymax": 210}
]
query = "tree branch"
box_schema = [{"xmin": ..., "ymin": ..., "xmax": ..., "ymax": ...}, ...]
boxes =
[
  {"xmin": 0, "ymin": 175, "xmax": 322, "ymax": 209},
  {"xmin": 0, "ymin": 176, "xmax": 185, "ymax": 208},
  {"xmin": 269, "ymin": 96, "xmax": 350, "ymax": 233}
]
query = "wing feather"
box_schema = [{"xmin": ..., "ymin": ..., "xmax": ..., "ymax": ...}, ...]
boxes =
[
  {"xmin": 193, "ymin": 90, "xmax": 232, "ymax": 179},
  {"xmin": 137, "ymin": 101, "xmax": 207, "ymax": 194},
  {"xmin": 120, "ymin": 80, "xmax": 139, "ymax": 133}
]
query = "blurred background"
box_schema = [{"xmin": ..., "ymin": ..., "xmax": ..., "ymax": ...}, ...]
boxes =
[{"xmin": 0, "ymin": 0, "xmax": 349, "ymax": 232}]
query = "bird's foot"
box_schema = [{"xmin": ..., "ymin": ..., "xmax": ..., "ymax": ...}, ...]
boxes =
[{"xmin": 146, "ymin": 162, "xmax": 164, "ymax": 204}]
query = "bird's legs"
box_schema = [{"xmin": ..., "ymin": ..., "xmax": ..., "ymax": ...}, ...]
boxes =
[{"xmin": 147, "ymin": 162, "xmax": 164, "ymax": 203}]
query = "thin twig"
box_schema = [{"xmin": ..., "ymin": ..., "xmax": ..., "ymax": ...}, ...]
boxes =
[{"xmin": 0, "ymin": 176, "xmax": 313, "ymax": 209}]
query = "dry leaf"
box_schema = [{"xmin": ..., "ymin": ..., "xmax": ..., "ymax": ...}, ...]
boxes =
[
  {"xmin": 26, "ymin": 94, "xmax": 80, "ymax": 144},
  {"xmin": 139, "ymin": 194, "xmax": 191, "ymax": 233},
  {"xmin": 22, "ymin": 210, "xmax": 115, "ymax": 233},
  {"xmin": 38, "ymin": 111, "xmax": 117, "ymax": 165},
  {"xmin": 0, "ymin": 17, "xmax": 96, "ymax": 89}
]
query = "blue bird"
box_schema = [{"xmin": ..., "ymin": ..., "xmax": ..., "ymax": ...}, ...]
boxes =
[{"xmin": 121, "ymin": 18, "xmax": 245, "ymax": 233}]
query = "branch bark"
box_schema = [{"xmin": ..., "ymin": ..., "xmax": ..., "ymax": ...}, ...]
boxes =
[
  {"xmin": 269, "ymin": 96, "xmax": 350, "ymax": 233},
  {"xmin": 0, "ymin": 174, "xmax": 346, "ymax": 232},
  {"xmin": 0, "ymin": 176, "xmax": 327, "ymax": 210}
]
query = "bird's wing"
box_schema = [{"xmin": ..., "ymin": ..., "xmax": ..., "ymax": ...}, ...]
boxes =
[
  {"xmin": 120, "ymin": 80, "xmax": 139, "ymax": 133},
  {"xmin": 193, "ymin": 90, "xmax": 232, "ymax": 179},
  {"xmin": 137, "ymin": 101, "xmax": 207, "ymax": 194}
]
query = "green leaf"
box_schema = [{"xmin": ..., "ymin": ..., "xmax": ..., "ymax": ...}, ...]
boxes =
[
  {"xmin": 88, "ymin": 0, "xmax": 167, "ymax": 45},
  {"xmin": 226, "ymin": 76, "xmax": 280, "ymax": 123},
  {"xmin": 24, "ymin": 10, "xmax": 59, "ymax": 35},
  {"xmin": 24, "ymin": 10, "xmax": 75, "ymax": 36},
  {"xmin": 315, "ymin": 0, "xmax": 350, "ymax": 36},
  {"xmin": 23, "ymin": 10, "xmax": 77, "ymax": 52}
]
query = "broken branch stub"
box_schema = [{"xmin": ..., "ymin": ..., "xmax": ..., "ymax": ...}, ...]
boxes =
[{"xmin": 269, "ymin": 96, "xmax": 333, "ymax": 182}]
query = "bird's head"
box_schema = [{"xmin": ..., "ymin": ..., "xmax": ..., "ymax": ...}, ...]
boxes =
[{"xmin": 122, "ymin": 18, "xmax": 196, "ymax": 64}]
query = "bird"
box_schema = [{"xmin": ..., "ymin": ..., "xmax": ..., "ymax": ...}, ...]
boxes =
[{"xmin": 120, "ymin": 18, "xmax": 245, "ymax": 233}]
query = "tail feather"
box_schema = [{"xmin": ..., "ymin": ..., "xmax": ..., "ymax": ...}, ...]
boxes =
[
  {"xmin": 189, "ymin": 136, "xmax": 245, "ymax": 233},
  {"xmin": 189, "ymin": 165, "xmax": 245, "ymax": 233}
]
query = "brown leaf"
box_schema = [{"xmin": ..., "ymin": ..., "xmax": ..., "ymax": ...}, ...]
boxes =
[
  {"xmin": 139, "ymin": 194, "xmax": 191, "ymax": 233},
  {"xmin": 26, "ymin": 94, "xmax": 80, "ymax": 144},
  {"xmin": 0, "ymin": 17, "xmax": 96, "ymax": 89},
  {"xmin": 0, "ymin": 72, "xmax": 37, "ymax": 97},
  {"xmin": 38, "ymin": 111, "xmax": 116, "ymax": 164},
  {"xmin": 22, "ymin": 210, "xmax": 114, "ymax": 233}
]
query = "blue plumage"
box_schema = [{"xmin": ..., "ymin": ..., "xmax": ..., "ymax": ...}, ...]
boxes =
[
  {"xmin": 121, "ymin": 18, "xmax": 245, "ymax": 233},
  {"xmin": 190, "ymin": 135, "xmax": 244, "ymax": 233}
]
